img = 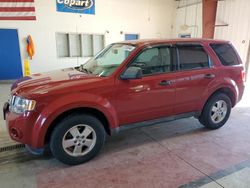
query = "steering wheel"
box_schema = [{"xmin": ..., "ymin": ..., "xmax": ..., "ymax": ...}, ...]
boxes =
[{"xmin": 134, "ymin": 62, "xmax": 147, "ymax": 67}]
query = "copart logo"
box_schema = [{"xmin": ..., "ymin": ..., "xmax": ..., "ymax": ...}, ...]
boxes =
[{"xmin": 57, "ymin": 0, "xmax": 93, "ymax": 10}]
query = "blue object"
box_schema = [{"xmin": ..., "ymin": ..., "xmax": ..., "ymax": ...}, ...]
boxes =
[
  {"xmin": 0, "ymin": 29, "xmax": 23, "ymax": 80},
  {"xmin": 56, "ymin": 0, "xmax": 95, "ymax": 15},
  {"xmin": 25, "ymin": 144, "xmax": 45, "ymax": 156},
  {"xmin": 125, "ymin": 34, "xmax": 139, "ymax": 41}
]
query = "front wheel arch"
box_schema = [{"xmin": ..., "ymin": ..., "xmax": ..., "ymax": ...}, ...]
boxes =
[
  {"xmin": 50, "ymin": 113, "xmax": 106, "ymax": 165},
  {"xmin": 44, "ymin": 107, "xmax": 111, "ymax": 146}
]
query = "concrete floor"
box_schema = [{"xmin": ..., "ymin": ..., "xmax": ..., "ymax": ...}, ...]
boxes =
[
  {"xmin": 0, "ymin": 83, "xmax": 249, "ymax": 188},
  {"xmin": 0, "ymin": 83, "xmax": 18, "ymax": 147}
]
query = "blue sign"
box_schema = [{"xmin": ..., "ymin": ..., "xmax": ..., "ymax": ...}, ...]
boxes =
[{"xmin": 56, "ymin": 0, "xmax": 95, "ymax": 15}]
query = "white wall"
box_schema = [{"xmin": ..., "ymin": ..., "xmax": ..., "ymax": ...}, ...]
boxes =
[
  {"xmin": 0, "ymin": 0, "xmax": 176, "ymax": 74},
  {"xmin": 172, "ymin": 0, "xmax": 202, "ymax": 38},
  {"xmin": 214, "ymin": 0, "xmax": 250, "ymax": 66}
]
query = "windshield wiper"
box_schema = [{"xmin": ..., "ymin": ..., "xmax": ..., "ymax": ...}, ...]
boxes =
[
  {"xmin": 82, "ymin": 68, "xmax": 90, "ymax": 74},
  {"xmin": 78, "ymin": 65, "xmax": 92, "ymax": 74}
]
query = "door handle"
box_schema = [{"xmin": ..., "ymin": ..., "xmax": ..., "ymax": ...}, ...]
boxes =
[
  {"xmin": 204, "ymin": 74, "xmax": 215, "ymax": 79},
  {"xmin": 159, "ymin": 80, "xmax": 172, "ymax": 86}
]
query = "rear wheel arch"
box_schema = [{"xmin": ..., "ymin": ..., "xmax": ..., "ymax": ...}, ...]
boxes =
[
  {"xmin": 204, "ymin": 87, "xmax": 236, "ymax": 109},
  {"xmin": 44, "ymin": 107, "xmax": 111, "ymax": 146}
]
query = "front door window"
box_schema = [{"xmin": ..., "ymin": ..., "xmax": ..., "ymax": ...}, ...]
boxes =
[{"xmin": 130, "ymin": 47, "xmax": 173, "ymax": 76}]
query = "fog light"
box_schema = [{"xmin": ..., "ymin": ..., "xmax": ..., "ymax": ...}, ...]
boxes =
[{"xmin": 10, "ymin": 128, "xmax": 22, "ymax": 139}]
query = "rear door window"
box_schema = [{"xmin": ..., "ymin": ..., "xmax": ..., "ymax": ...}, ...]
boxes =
[
  {"xmin": 177, "ymin": 45, "xmax": 209, "ymax": 70},
  {"xmin": 210, "ymin": 43, "xmax": 239, "ymax": 66}
]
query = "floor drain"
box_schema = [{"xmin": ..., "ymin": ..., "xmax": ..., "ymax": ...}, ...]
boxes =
[{"xmin": 0, "ymin": 144, "xmax": 25, "ymax": 153}]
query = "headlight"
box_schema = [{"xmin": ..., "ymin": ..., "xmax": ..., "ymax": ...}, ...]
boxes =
[{"xmin": 10, "ymin": 95, "xmax": 36, "ymax": 114}]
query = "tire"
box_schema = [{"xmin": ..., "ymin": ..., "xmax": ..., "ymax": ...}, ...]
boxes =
[
  {"xmin": 199, "ymin": 93, "xmax": 232, "ymax": 130},
  {"xmin": 50, "ymin": 113, "xmax": 106, "ymax": 165}
]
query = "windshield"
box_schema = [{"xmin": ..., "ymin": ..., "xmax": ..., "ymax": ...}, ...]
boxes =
[{"xmin": 78, "ymin": 44, "xmax": 136, "ymax": 77}]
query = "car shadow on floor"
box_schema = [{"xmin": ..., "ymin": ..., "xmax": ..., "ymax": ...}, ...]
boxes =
[
  {"xmin": 1, "ymin": 106, "xmax": 250, "ymax": 169},
  {"xmin": 0, "ymin": 117, "xmax": 209, "ymax": 165},
  {"xmin": 103, "ymin": 117, "xmax": 207, "ymax": 153}
]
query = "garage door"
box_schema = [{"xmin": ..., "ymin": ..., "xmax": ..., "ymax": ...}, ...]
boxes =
[{"xmin": 0, "ymin": 29, "xmax": 23, "ymax": 80}]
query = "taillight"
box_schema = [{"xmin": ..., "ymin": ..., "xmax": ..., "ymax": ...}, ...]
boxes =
[{"xmin": 241, "ymin": 69, "xmax": 246, "ymax": 82}]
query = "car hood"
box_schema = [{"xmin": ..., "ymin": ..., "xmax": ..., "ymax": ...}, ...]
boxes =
[{"xmin": 11, "ymin": 68, "xmax": 101, "ymax": 98}]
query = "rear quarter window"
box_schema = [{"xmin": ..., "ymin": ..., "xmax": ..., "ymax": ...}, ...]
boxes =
[{"xmin": 210, "ymin": 43, "xmax": 239, "ymax": 66}]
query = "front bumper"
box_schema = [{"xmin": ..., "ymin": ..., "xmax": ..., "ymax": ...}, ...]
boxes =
[
  {"xmin": 3, "ymin": 102, "xmax": 25, "ymax": 142},
  {"xmin": 3, "ymin": 102, "xmax": 37, "ymax": 147}
]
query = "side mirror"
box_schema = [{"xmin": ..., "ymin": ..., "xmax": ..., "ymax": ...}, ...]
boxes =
[{"xmin": 120, "ymin": 66, "xmax": 143, "ymax": 80}]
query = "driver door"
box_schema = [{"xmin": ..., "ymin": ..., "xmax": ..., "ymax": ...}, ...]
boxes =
[{"xmin": 115, "ymin": 46, "xmax": 176, "ymax": 125}]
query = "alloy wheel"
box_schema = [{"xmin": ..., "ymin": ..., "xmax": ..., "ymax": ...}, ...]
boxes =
[
  {"xmin": 62, "ymin": 124, "xmax": 97, "ymax": 157},
  {"xmin": 210, "ymin": 100, "xmax": 228, "ymax": 124}
]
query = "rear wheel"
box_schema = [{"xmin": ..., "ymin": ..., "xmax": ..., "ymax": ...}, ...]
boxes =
[
  {"xmin": 50, "ymin": 114, "xmax": 106, "ymax": 165},
  {"xmin": 199, "ymin": 93, "xmax": 231, "ymax": 130}
]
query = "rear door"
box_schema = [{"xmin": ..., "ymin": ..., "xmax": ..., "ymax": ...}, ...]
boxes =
[{"xmin": 174, "ymin": 43, "xmax": 215, "ymax": 114}]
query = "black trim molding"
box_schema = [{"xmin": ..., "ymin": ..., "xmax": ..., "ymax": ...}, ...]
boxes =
[{"xmin": 111, "ymin": 111, "xmax": 200, "ymax": 135}]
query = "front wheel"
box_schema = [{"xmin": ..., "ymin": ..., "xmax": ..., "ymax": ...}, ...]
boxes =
[
  {"xmin": 199, "ymin": 93, "xmax": 232, "ymax": 130},
  {"xmin": 50, "ymin": 114, "xmax": 106, "ymax": 165}
]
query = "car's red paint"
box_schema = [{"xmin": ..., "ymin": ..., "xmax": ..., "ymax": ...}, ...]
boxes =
[
  {"xmin": 115, "ymin": 72, "xmax": 176, "ymax": 124},
  {"xmin": 4, "ymin": 39, "xmax": 245, "ymax": 149}
]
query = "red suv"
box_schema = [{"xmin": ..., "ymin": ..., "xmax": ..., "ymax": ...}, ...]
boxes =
[{"xmin": 3, "ymin": 39, "xmax": 245, "ymax": 165}]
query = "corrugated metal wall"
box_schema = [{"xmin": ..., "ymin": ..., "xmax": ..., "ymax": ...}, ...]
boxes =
[
  {"xmin": 174, "ymin": 0, "xmax": 250, "ymax": 78},
  {"xmin": 173, "ymin": 1, "xmax": 202, "ymax": 38},
  {"xmin": 177, "ymin": 0, "xmax": 202, "ymax": 8},
  {"xmin": 214, "ymin": 0, "xmax": 250, "ymax": 65}
]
